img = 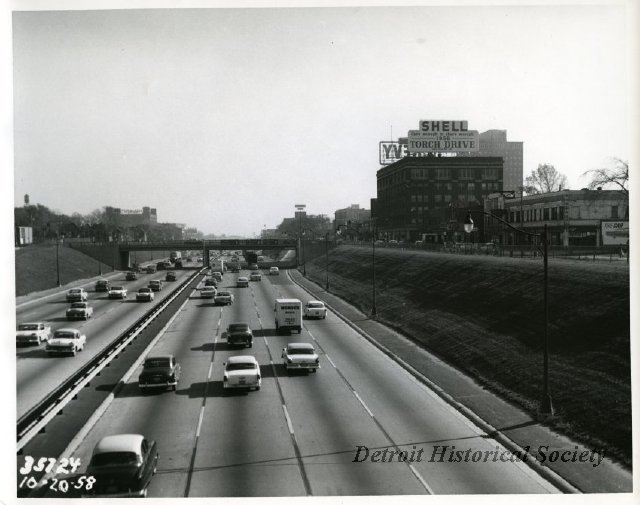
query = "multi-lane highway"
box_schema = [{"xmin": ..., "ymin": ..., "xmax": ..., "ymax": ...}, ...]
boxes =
[{"xmin": 20, "ymin": 259, "xmax": 561, "ymax": 496}]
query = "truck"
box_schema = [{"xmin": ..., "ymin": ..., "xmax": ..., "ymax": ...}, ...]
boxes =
[
  {"xmin": 211, "ymin": 259, "xmax": 225, "ymax": 275},
  {"xmin": 169, "ymin": 251, "xmax": 182, "ymax": 263},
  {"xmin": 274, "ymin": 298, "xmax": 303, "ymax": 334},
  {"xmin": 245, "ymin": 252, "xmax": 258, "ymax": 269}
]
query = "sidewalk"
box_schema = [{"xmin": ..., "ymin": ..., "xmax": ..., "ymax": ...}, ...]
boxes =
[{"xmin": 289, "ymin": 269, "xmax": 633, "ymax": 493}]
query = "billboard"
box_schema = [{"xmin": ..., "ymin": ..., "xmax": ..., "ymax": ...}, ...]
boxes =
[
  {"xmin": 601, "ymin": 221, "xmax": 629, "ymax": 246},
  {"xmin": 407, "ymin": 129, "xmax": 479, "ymax": 153},
  {"xmin": 379, "ymin": 141, "xmax": 408, "ymax": 165}
]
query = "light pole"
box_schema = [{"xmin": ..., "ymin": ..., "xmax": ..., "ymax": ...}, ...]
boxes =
[
  {"xmin": 464, "ymin": 210, "xmax": 553, "ymax": 417},
  {"xmin": 371, "ymin": 222, "xmax": 377, "ymax": 318},
  {"xmin": 325, "ymin": 231, "xmax": 330, "ymax": 290},
  {"xmin": 56, "ymin": 235, "xmax": 62, "ymax": 287}
]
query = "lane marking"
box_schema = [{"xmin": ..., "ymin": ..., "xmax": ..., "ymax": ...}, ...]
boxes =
[
  {"xmin": 282, "ymin": 405, "xmax": 295, "ymax": 435},
  {"xmin": 195, "ymin": 407, "xmax": 205, "ymax": 437},
  {"xmin": 207, "ymin": 362, "xmax": 213, "ymax": 380},
  {"xmin": 410, "ymin": 464, "xmax": 434, "ymax": 494},
  {"xmin": 326, "ymin": 355, "xmax": 337, "ymax": 368},
  {"xmin": 352, "ymin": 390, "xmax": 374, "ymax": 417}
]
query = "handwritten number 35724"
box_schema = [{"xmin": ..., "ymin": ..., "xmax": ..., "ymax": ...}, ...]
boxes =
[{"xmin": 19, "ymin": 457, "xmax": 82, "ymax": 475}]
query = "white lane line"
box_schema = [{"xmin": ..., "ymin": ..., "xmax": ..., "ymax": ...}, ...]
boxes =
[
  {"xmin": 326, "ymin": 355, "xmax": 337, "ymax": 368},
  {"xmin": 352, "ymin": 390, "xmax": 374, "ymax": 417},
  {"xmin": 207, "ymin": 362, "xmax": 213, "ymax": 380},
  {"xmin": 409, "ymin": 464, "xmax": 434, "ymax": 494},
  {"xmin": 282, "ymin": 405, "xmax": 295, "ymax": 435},
  {"xmin": 195, "ymin": 407, "xmax": 205, "ymax": 437}
]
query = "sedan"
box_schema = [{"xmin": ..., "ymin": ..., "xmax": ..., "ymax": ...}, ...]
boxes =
[
  {"xmin": 236, "ymin": 276, "xmax": 249, "ymax": 288},
  {"xmin": 249, "ymin": 272, "xmax": 262, "ymax": 281},
  {"xmin": 282, "ymin": 343, "xmax": 320, "ymax": 373},
  {"xmin": 94, "ymin": 279, "xmax": 110, "ymax": 292},
  {"xmin": 126, "ymin": 271, "xmax": 138, "ymax": 281},
  {"xmin": 136, "ymin": 287, "xmax": 155, "ymax": 302},
  {"xmin": 85, "ymin": 434, "xmax": 158, "ymax": 498},
  {"xmin": 46, "ymin": 328, "xmax": 86, "ymax": 356},
  {"xmin": 148, "ymin": 280, "xmax": 163, "ymax": 292},
  {"xmin": 108, "ymin": 286, "xmax": 128, "ymax": 299},
  {"xmin": 66, "ymin": 288, "xmax": 88, "ymax": 302},
  {"xmin": 201, "ymin": 286, "xmax": 217, "ymax": 299},
  {"xmin": 269, "ymin": 266, "xmax": 280, "ymax": 276},
  {"xmin": 66, "ymin": 302, "xmax": 94, "ymax": 321},
  {"xmin": 16, "ymin": 322, "xmax": 51, "ymax": 346},
  {"xmin": 214, "ymin": 291, "xmax": 234, "ymax": 305},
  {"xmin": 304, "ymin": 300, "xmax": 327, "ymax": 319},
  {"xmin": 223, "ymin": 356, "xmax": 261, "ymax": 391},
  {"xmin": 138, "ymin": 355, "xmax": 181, "ymax": 391},
  {"xmin": 204, "ymin": 278, "xmax": 218, "ymax": 287},
  {"xmin": 165, "ymin": 271, "xmax": 177, "ymax": 282}
]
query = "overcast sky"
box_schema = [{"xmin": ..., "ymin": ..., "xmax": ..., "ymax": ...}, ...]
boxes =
[{"xmin": 9, "ymin": 1, "xmax": 635, "ymax": 236}]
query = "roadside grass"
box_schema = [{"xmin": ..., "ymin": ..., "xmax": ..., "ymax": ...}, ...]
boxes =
[{"xmin": 304, "ymin": 246, "xmax": 631, "ymax": 465}]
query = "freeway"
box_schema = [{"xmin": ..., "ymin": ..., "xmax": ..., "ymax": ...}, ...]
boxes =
[
  {"xmin": 16, "ymin": 263, "xmax": 196, "ymax": 418},
  {"xmin": 39, "ymin": 267, "xmax": 560, "ymax": 496}
]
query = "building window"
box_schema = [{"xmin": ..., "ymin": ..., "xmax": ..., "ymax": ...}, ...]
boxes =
[
  {"xmin": 459, "ymin": 168, "xmax": 474, "ymax": 179},
  {"xmin": 543, "ymin": 208, "xmax": 549, "ymax": 220},
  {"xmin": 434, "ymin": 195, "xmax": 442, "ymax": 203},
  {"xmin": 612, "ymin": 206, "xmax": 618, "ymax": 218},
  {"xmin": 444, "ymin": 194, "xmax": 452, "ymax": 202},
  {"xmin": 467, "ymin": 183, "xmax": 475, "ymax": 192},
  {"xmin": 551, "ymin": 207, "xmax": 558, "ymax": 220},
  {"xmin": 482, "ymin": 168, "xmax": 498, "ymax": 179},
  {"xmin": 436, "ymin": 168, "xmax": 450, "ymax": 179}
]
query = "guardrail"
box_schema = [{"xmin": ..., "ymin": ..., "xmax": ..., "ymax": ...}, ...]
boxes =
[{"xmin": 17, "ymin": 269, "xmax": 204, "ymax": 451}]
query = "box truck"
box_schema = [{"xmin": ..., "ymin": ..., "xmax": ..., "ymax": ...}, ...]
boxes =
[{"xmin": 274, "ymin": 298, "xmax": 302, "ymax": 334}]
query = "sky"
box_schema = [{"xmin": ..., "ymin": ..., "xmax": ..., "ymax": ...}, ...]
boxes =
[{"xmin": 7, "ymin": 1, "xmax": 637, "ymax": 237}]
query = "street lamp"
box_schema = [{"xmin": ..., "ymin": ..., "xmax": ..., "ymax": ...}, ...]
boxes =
[
  {"xmin": 325, "ymin": 231, "xmax": 330, "ymax": 290},
  {"xmin": 464, "ymin": 210, "xmax": 553, "ymax": 417},
  {"xmin": 56, "ymin": 235, "xmax": 62, "ymax": 287}
]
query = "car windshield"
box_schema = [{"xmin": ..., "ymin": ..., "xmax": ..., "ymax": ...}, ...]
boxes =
[
  {"xmin": 97, "ymin": 281, "xmax": 108, "ymax": 285},
  {"xmin": 90, "ymin": 452, "xmax": 140, "ymax": 467},
  {"xmin": 226, "ymin": 363, "xmax": 257, "ymax": 371},
  {"xmin": 18, "ymin": 324, "xmax": 39, "ymax": 331},
  {"xmin": 70, "ymin": 303, "xmax": 86, "ymax": 308},
  {"xmin": 229, "ymin": 324, "xmax": 249, "ymax": 331},
  {"xmin": 144, "ymin": 358, "xmax": 172, "ymax": 368},
  {"xmin": 290, "ymin": 348, "xmax": 314, "ymax": 355},
  {"xmin": 307, "ymin": 302, "xmax": 324, "ymax": 308},
  {"xmin": 69, "ymin": 289, "xmax": 81, "ymax": 294},
  {"xmin": 111, "ymin": 287, "xmax": 123, "ymax": 291},
  {"xmin": 139, "ymin": 288, "xmax": 151, "ymax": 293},
  {"xmin": 218, "ymin": 292, "xmax": 231, "ymax": 296},
  {"xmin": 55, "ymin": 331, "xmax": 77, "ymax": 339}
]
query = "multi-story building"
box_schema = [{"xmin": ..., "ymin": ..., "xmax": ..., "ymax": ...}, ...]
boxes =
[
  {"xmin": 334, "ymin": 204, "xmax": 371, "ymax": 231},
  {"xmin": 483, "ymin": 189, "xmax": 629, "ymax": 246},
  {"xmin": 374, "ymin": 155, "xmax": 504, "ymax": 242}
]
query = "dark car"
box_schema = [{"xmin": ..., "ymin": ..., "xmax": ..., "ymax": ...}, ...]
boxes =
[
  {"xmin": 226, "ymin": 322, "xmax": 253, "ymax": 348},
  {"xmin": 85, "ymin": 434, "xmax": 158, "ymax": 497},
  {"xmin": 165, "ymin": 271, "xmax": 177, "ymax": 281},
  {"xmin": 156, "ymin": 261, "xmax": 166, "ymax": 271},
  {"xmin": 204, "ymin": 278, "xmax": 218, "ymax": 287},
  {"xmin": 126, "ymin": 271, "xmax": 138, "ymax": 281},
  {"xmin": 95, "ymin": 279, "xmax": 110, "ymax": 292},
  {"xmin": 138, "ymin": 355, "xmax": 181, "ymax": 391}
]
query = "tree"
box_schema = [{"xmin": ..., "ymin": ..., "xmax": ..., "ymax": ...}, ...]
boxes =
[
  {"xmin": 582, "ymin": 157, "xmax": 629, "ymax": 195},
  {"xmin": 523, "ymin": 164, "xmax": 568, "ymax": 195}
]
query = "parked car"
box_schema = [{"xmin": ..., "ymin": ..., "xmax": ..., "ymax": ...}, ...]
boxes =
[
  {"xmin": 136, "ymin": 287, "xmax": 155, "ymax": 302},
  {"xmin": 66, "ymin": 288, "xmax": 88, "ymax": 302},
  {"xmin": 165, "ymin": 271, "xmax": 176, "ymax": 282},
  {"xmin": 46, "ymin": 328, "xmax": 86, "ymax": 356},
  {"xmin": 223, "ymin": 356, "xmax": 261, "ymax": 391},
  {"xmin": 282, "ymin": 343, "xmax": 320, "ymax": 373},
  {"xmin": 138, "ymin": 355, "xmax": 181, "ymax": 391},
  {"xmin": 303, "ymin": 300, "xmax": 327, "ymax": 319},
  {"xmin": 95, "ymin": 279, "xmax": 110, "ymax": 292},
  {"xmin": 250, "ymin": 272, "xmax": 262, "ymax": 281},
  {"xmin": 108, "ymin": 286, "xmax": 128, "ymax": 299},
  {"xmin": 201, "ymin": 286, "xmax": 217, "ymax": 298},
  {"xmin": 214, "ymin": 291, "xmax": 234, "ymax": 305},
  {"xmin": 16, "ymin": 322, "xmax": 51, "ymax": 346},
  {"xmin": 269, "ymin": 267, "xmax": 280, "ymax": 276},
  {"xmin": 148, "ymin": 280, "xmax": 163, "ymax": 292},
  {"xmin": 226, "ymin": 322, "xmax": 253, "ymax": 347},
  {"xmin": 66, "ymin": 302, "xmax": 94, "ymax": 321},
  {"xmin": 126, "ymin": 271, "xmax": 138, "ymax": 281},
  {"xmin": 85, "ymin": 434, "xmax": 158, "ymax": 498},
  {"xmin": 236, "ymin": 276, "xmax": 249, "ymax": 288}
]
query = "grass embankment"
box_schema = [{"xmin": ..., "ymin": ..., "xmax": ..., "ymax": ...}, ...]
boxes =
[
  {"xmin": 14, "ymin": 245, "xmax": 169, "ymax": 296},
  {"xmin": 304, "ymin": 246, "xmax": 631, "ymax": 465}
]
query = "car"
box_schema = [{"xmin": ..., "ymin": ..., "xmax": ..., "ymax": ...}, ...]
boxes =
[
  {"xmin": 304, "ymin": 300, "xmax": 327, "ymax": 319},
  {"xmin": 85, "ymin": 434, "xmax": 158, "ymax": 498},
  {"xmin": 46, "ymin": 328, "xmax": 86, "ymax": 356},
  {"xmin": 269, "ymin": 266, "xmax": 280, "ymax": 276},
  {"xmin": 212, "ymin": 272, "xmax": 223, "ymax": 282},
  {"xmin": 156, "ymin": 261, "xmax": 166, "ymax": 271},
  {"xmin": 95, "ymin": 279, "xmax": 110, "ymax": 292},
  {"xmin": 250, "ymin": 272, "xmax": 262, "ymax": 281},
  {"xmin": 66, "ymin": 302, "xmax": 94, "ymax": 320},
  {"xmin": 248, "ymin": 263, "xmax": 259, "ymax": 271},
  {"xmin": 236, "ymin": 276, "xmax": 249, "ymax": 288},
  {"xmin": 16, "ymin": 322, "xmax": 51, "ymax": 346},
  {"xmin": 389, "ymin": 240, "xmax": 399, "ymax": 245},
  {"xmin": 108, "ymin": 286, "xmax": 128, "ymax": 299},
  {"xmin": 136, "ymin": 287, "xmax": 155, "ymax": 302},
  {"xmin": 146, "ymin": 265, "xmax": 156, "ymax": 273},
  {"xmin": 130, "ymin": 264, "xmax": 142, "ymax": 273},
  {"xmin": 138, "ymin": 355, "xmax": 181, "ymax": 391},
  {"xmin": 204, "ymin": 278, "xmax": 218, "ymax": 287},
  {"xmin": 226, "ymin": 322, "xmax": 253, "ymax": 347},
  {"xmin": 223, "ymin": 356, "xmax": 261, "ymax": 391},
  {"xmin": 66, "ymin": 288, "xmax": 88, "ymax": 302},
  {"xmin": 148, "ymin": 280, "xmax": 163, "ymax": 292},
  {"xmin": 282, "ymin": 343, "xmax": 320, "ymax": 373},
  {"xmin": 165, "ymin": 271, "xmax": 177, "ymax": 282},
  {"xmin": 201, "ymin": 286, "xmax": 217, "ymax": 298},
  {"xmin": 214, "ymin": 291, "xmax": 234, "ymax": 305},
  {"xmin": 230, "ymin": 264, "xmax": 240, "ymax": 273},
  {"xmin": 126, "ymin": 271, "xmax": 138, "ymax": 281}
]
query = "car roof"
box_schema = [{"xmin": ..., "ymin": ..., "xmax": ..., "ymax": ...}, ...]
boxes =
[
  {"xmin": 229, "ymin": 322, "xmax": 249, "ymax": 326},
  {"xmin": 54, "ymin": 328, "xmax": 79, "ymax": 334},
  {"xmin": 306, "ymin": 300, "xmax": 324, "ymax": 305},
  {"xmin": 93, "ymin": 434, "xmax": 144, "ymax": 455},
  {"xmin": 145, "ymin": 354, "xmax": 173, "ymax": 361},
  {"xmin": 227, "ymin": 355, "xmax": 257, "ymax": 364},
  {"xmin": 287, "ymin": 343, "xmax": 315, "ymax": 351}
]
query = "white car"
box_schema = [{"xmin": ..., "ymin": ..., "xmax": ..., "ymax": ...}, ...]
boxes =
[
  {"xmin": 269, "ymin": 267, "xmax": 280, "ymax": 276},
  {"xmin": 66, "ymin": 302, "xmax": 94, "ymax": 320},
  {"xmin": 46, "ymin": 328, "xmax": 86, "ymax": 356},
  {"xmin": 108, "ymin": 286, "xmax": 128, "ymax": 299},
  {"xmin": 223, "ymin": 356, "xmax": 261, "ymax": 391},
  {"xmin": 304, "ymin": 300, "xmax": 327, "ymax": 319},
  {"xmin": 214, "ymin": 291, "xmax": 234, "ymax": 305},
  {"xmin": 66, "ymin": 287, "xmax": 88, "ymax": 302},
  {"xmin": 16, "ymin": 322, "xmax": 51, "ymax": 346},
  {"xmin": 136, "ymin": 287, "xmax": 155, "ymax": 302},
  {"xmin": 201, "ymin": 286, "xmax": 217, "ymax": 298},
  {"xmin": 282, "ymin": 343, "xmax": 320, "ymax": 373},
  {"xmin": 236, "ymin": 276, "xmax": 249, "ymax": 287}
]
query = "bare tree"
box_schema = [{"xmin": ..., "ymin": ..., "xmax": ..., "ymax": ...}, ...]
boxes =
[
  {"xmin": 582, "ymin": 157, "xmax": 629, "ymax": 195},
  {"xmin": 523, "ymin": 163, "xmax": 568, "ymax": 195}
]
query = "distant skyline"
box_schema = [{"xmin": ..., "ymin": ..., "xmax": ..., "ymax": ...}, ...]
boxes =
[{"xmin": 10, "ymin": 2, "xmax": 634, "ymax": 236}]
